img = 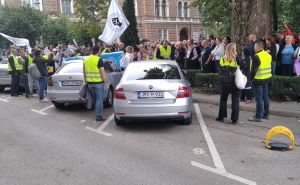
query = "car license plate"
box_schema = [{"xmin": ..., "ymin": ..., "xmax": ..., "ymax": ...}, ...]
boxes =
[
  {"xmin": 61, "ymin": 80, "xmax": 83, "ymax": 86},
  {"xmin": 138, "ymin": 91, "xmax": 164, "ymax": 98}
]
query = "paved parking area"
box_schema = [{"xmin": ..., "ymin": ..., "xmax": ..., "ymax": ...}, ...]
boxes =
[{"xmin": 0, "ymin": 92, "xmax": 299, "ymax": 185}]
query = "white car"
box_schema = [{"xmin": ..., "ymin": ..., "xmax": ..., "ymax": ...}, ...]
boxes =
[{"xmin": 0, "ymin": 59, "xmax": 11, "ymax": 91}]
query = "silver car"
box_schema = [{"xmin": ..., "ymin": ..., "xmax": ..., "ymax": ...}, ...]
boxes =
[
  {"xmin": 48, "ymin": 61, "xmax": 122, "ymax": 108},
  {"xmin": 113, "ymin": 61, "xmax": 192, "ymax": 125},
  {"xmin": 0, "ymin": 59, "xmax": 11, "ymax": 91}
]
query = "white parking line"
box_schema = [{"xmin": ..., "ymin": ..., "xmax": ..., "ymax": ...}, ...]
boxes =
[
  {"xmin": 192, "ymin": 103, "xmax": 256, "ymax": 185},
  {"xmin": 194, "ymin": 103, "xmax": 225, "ymax": 172},
  {"xmin": 85, "ymin": 114, "xmax": 114, "ymax": 137},
  {"xmin": 31, "ymin": 105, "xmax": 54, "ymax": 116},
  {"xmin": 0, "ymin": 98, "xmax": 9, "ymax": 102}
]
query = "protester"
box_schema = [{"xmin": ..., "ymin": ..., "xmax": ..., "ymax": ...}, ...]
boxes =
[
  {"xmin": 247, "ymin": 34, "xmax": 257, "ymax": 57},
  {"xmin": 248, "ymin": 42, "xmax": 272, "ymax": 122},
  {"xmin": 265, "ymin": 36, "xmax": 277, "ymax": 76},
  {"xmin": 8, "ymin": 48, "xmax": 21, "ymax": 97},
  {"xmin": 147, "ymin": 45, "xmax": 157, "ymax": 60},
  {"xmin": 175, "ymin": 42, "xmax": 186, "ymax": 69},
  {"xmin": 83, "ymin": 46, "xmax": 108, "ymax": 122},
  {"xmin": 207, "ymin": 37, "xmax": 225, "ymax": 72},
  {"xmin": 240, "ymin": 47, "xmax": 253, "ymax": 104},
  {"xmin": 278, "ymin": 35, "xmax": 297, "ymax": 76},
  {"xmin": 201, "ymin": 39, "xmax": 213, "ymax": 73},
  {"xmin": 18, "ymin": 49, "xmax": 30, "ymax": 98},
  {"xmin": 186, "ymin": 39, "xmax": 199, "ymax": 69},
  {"xmin": 294, "ymin": 42, "xmax": 300, "ymax": 76},
  {"xmin": 33, "ymin": 49, "xmax": 48, "ymax": 102},
  {"xmin": 216, "ymin": 43, "xmax": 240, "ymax": 125}
]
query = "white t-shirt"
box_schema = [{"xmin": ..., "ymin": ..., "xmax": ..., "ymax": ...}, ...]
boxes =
[
  {"xmin": 121, "ymin": 53, "xmax": 133, "ymax": 68},
  {"xmin": 211, "ymin": 44, "xmax": 225, "ymax": 61}
]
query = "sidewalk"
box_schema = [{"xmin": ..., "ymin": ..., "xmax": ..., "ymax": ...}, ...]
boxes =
[{"xmin": 192, "ymin": 93, "xmax": 300, "ymax": 118}]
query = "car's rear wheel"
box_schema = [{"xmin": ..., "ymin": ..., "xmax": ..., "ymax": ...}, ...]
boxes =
[
  {"xmin": 0, "ymin": 87, "xmax": 4, "ymax": 92},
  {"xmin": 52, "ymin": 101, "xmax": 65, "ymax": 109},
  {"xmin": 114, "ymin": 116, "xmax": 124, "ymax": 126},
  {"xmin": 181, "ymin": 113, "xmax": 192, "ymax": 125},
  {"xmin": 104, "ymin": 87, "xmax": 114, "ymax": 108}
]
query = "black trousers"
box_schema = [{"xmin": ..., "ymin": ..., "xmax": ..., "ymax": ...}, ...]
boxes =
[
  {"xmin": 240, "ymin": 88, "xmax": 253, "ymax": 101},
  {"xmin": 10, "ymin": 72, "xmax": 20, "ymax": 96},
  {"xmin": 218, "ymin": 81, "xmax": 241, "ymax": 122},
  {"xmin": 281, "ymin": 64, "xmax": 294, "ymax": 76}
]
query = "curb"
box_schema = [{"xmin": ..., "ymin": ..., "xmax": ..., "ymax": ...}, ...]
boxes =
[{"xmin": 193, "ymin": 97, "xmax": 300, "ymax": 118}]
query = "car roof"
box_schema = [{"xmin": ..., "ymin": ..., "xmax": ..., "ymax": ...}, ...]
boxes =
[{"xmin": 128, "ymin": 60, "xmax": 178, "ymax": 66}]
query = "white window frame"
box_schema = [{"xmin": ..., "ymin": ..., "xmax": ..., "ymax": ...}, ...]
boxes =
[
  {"xmin": 177, "ymin": 1, "xmax": 183, "ymax": 17},
  {"xmin": 60, "ymin": 0, "xmax": 74, "ymax": 14},
  {"xmin": 158, "ymin": 29, "xmax": 169, "ymax": 41},
  {"xmin": 135, "ymin": 0, "xmax": 138, "ymax": 16},
  {"xmin": 21, "ymin": 0, "xmax": 43, "ymax": 11},
  {"xmin": 154, "ymin": 0, "xmax": 169, "ymax": 18},
  {"xmin": 183, "ymin": 1, "xmax": 190, "ymax": 18},
  {"xmin": 154, "ymin": 0, "xmax": 160, "ymax": 17}
]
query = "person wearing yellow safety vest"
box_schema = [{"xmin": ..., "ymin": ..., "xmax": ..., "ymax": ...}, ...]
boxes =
[
  {"xmin": 19, "ymin": 49, "xmax": 30, "ymax": 98},
  {"xmin": 146, "ymin": 45, "xmax": 157, "ymax": 61},
  {"xmin": 156, "ymin": 40, "xmax": 174, "ymax": 60},
  {"xmin": 248, "ymin": 41, "xmax": 272, "ymax": 122},
  {"xmin": 43, "ymin": 52, "xmax": 55, "ymax": 76},
  {"xmin": 26, "ymin": 50, "xmax": 38, "ymax": 95},
  {"xmin": 8, "ymin": 48, "xmax": 22, "ymax": 97},
  {"xmin": 216, "ymin": 43, "xmax": 242, "ymax": 125},
  {"xmin": 83, "ymin": 46, "xmax": 108, "ymax": 122}
]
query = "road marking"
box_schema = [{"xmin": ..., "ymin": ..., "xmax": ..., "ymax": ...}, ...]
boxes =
[
  {"xmin": 85, "ymin": 113, "xmax": 114, "ymax": 137},
  {"xmin": 193, "ymin": 103, "xmax": 256, "ymax": 185},
  {"xmin": 31, "ymin": 105, "xmax": 54, "ymax": 116},
  {"xmin": 0, "ymin": 98, "xmax": 9, "ymax": 102},
  {"xmin": 193, "ymin": 148, "xmax": 205, "ymax": 155},
  {"xmin": 191, "ymin": 161, "xmax": 256, "ymax": 185},
  {"xmin": 194, "ymin": 103, "xmax": 225, "ymax": 172}
]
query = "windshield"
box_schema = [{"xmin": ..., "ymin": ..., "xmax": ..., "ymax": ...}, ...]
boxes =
[{"xmin": 123, "ymin": 63, "xmax": 181, "ymax": 80}]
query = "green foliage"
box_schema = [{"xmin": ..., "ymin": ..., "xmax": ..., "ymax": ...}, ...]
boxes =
[
  {"xmin": 185, "ymin": 71, "xmax": 300, "ymax": 101},
  {"xmin": 121, "ymin": 0, "xmax": 139, "ymax": 46},
  {"xmin": 42, "ymin": 15, "xmax": 71, "ymax": 45},
  {"xmin": 277, "ymin": 0, "xmax": 300, "ymax": 32},
  {"xmin": 193, "ymin": 0, "xmax": 231, "ymax": 36},
  {"xmin": 0, "ymin": 5, "xmax": 46, "ymax": 45},
  {"xmin": 73, "ymin": 0, "xmax": 109, "ymax": 23},
  {"xmin": 69, "ymin": 21, "xmax": 103, "ymax": 46}
]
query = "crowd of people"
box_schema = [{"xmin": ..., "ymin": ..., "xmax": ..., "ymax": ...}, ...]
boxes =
[{"xmin": 0, "ymin": 21, "xmax": 300, "ymax": 123}]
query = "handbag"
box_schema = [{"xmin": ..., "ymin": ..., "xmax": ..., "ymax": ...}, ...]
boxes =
[
  {"xmin": 294, "ymin": 58, "xmax": 300, "ymax": 76},
  {"xmin": 235, "ymin": 67, "xmax": 247, "ymax": 90}
]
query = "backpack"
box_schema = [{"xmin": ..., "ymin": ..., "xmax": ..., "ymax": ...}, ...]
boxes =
[{"xmin": 28, "ymin": 63, "xmax": 41, "ymax": 80}]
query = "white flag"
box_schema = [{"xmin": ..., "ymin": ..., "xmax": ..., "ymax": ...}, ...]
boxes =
[
  {"xmin": 98, "ymin": 0, "xmax": 129, "ymax": 45},
  {"xmin": 0, "ymin": 32, "xmax": 32, "ymax": 53}
]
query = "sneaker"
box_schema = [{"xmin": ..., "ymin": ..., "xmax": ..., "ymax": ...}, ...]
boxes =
[
  {"xmin": 96, "ymin": 116, "xmax": 105, "ymax": 122},
  {"xmin": 232, "ymin": 120, "xmax": 238, "ymax": 125},
  {"xmin": 248, "ymin": 116, "xmax": 261, "ymax": 122},
  {"xmin": 40, "ymin": 98, "xmax": 49, "ymax": 103},
  {"xmin": 262, "ymin": 115, "xmax": 269, "ymax": 120}
]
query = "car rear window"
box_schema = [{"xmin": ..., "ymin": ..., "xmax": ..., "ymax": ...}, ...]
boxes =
[
  {"xmin": 123, "ymin": 63, "xmax": 181, "ymax": 80},
  {"xmin": 57, "ymin": 62, "xmax": 83, "ymax": 74}
]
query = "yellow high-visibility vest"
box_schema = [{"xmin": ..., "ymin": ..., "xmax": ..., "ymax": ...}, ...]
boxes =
[
  {"xmin": 146, "ymin": 52, "xmax": 157, "ymax": 60},
  {"xmin": 219, "ymin": 57, "xmax": 237, "ymax": 68},
  {"xmin": 28, "ymin": 55, "xmax": 33, "ymax": 65},
  {"xmin": 8, "ymin": 55, "xmax": 22, "ymax": 72},
  {"xmin": 254, "ymin": 50, "xmax": 272, "ymax": 80},
  {"xmin": 84, "ymin": 55, "xmax": 103, "ymax": 83},
  {"xmin": 159, "ymin": 45, "xmax": 171, "ymax": 59},
  {"xmin": 101, "ymin": 48, "xmax": 111, "ymax": 54}
]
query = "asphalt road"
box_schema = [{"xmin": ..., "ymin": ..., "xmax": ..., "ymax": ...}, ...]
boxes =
[{"xmin": 0, "ymin": 92, "xmax": 299, "ymax": 185}]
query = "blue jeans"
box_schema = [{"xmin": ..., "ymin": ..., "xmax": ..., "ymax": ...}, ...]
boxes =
[
  {"xmin": 253, "ymin": 83, "xmax": 269, "ymax": 119},
  {"xmin": 88, "ymin": 83, "xmax": 104, "ymax": 119},
  {"xmin": 38, "ymin": 76, "xmax": 48, "ymax": 100},
  {"xmin": 271, "ymin": 61, "xmax": 276, "ymax": 76}
]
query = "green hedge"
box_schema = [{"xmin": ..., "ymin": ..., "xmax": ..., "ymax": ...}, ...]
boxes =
[{"xmin": 184, "ymin": 70, "xmax": 300, "ymax": 101}]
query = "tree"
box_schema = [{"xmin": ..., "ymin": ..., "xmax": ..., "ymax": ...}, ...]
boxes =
[
  {"xmin": 231, "ymin": 0, "xmax": 272, "ymax": 53},
  {"xmin": 121, "ymin": 0, "xmax": 139, "ymax": 46},
  {"xmin": 73, "ymin": 0, "xmax": 109, "ymax": 23},
  {"xmin": 193, "ymin": 0, "xmax": 231, "ymax": 36},
  {"xmin": 42, "ymin": 15, "xmax": 71, "ymax": 45},
  {"xmin": 0, "ymin": 5, "xmax": 46, "ymax": 46}
]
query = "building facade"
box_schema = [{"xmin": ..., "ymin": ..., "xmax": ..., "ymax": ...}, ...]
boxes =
[
  {"xmin": 118, "ymin": 0, "xmax": 203, "ymax": 42},
  {"xmin": 1, "ymin": 0, "xmax": 203, "ymax": 42}
]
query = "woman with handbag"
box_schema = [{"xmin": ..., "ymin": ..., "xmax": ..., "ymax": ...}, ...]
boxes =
[{"xmin": 216, "ymin": 43, "xmax": 241, "ymax": 125}]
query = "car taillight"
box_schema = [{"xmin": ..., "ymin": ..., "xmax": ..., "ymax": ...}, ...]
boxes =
[
  {"xmin": 48, "ymin": 76, "xmax": 53, "ymax": 86},
  {"xmin": 176, "ymin": 86, "xmax": 190, "ymax": 98},
  {"xmin": 114, "ymin": 88, "xmax": 126, "ymax": 100}
]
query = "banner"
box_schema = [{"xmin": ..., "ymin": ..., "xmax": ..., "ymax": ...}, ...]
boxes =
[
  {"xmin": 100, "ymin": 51, "xmax": 123, "ymax": 69},
  {"xmin": 0, "ymin": 32, "xmax": 32, "ymax": 53},
  {"xmin": 98, "ymin": 0, "xmax": 129, "ymax": 45}
]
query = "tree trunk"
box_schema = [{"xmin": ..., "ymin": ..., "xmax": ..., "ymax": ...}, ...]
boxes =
[
  {"xmin": 231, "ymin": 0, "xmax": 272, "ymax": 54},
  {"xmin": 272, "ymin": 0, "xmax": 278, "ymax": 33}
]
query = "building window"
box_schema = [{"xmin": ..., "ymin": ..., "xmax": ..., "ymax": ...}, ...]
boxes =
[
  {"xmin": 1, "ymin": 0, "xmax": 5, "ymax": 5},
  {"xmin": 177, "ymin": 1, "xmax": 182, "ymax": 17},
  {"xmin": 134, "ymin": 0, "xmax": 138, "ymax": 16},
  {"xmin": 158, "ymin": 30, "xmax": 168, "ymax": 41},
  {"xmin": 161, "ymin": 0, "xmax": 166, "ymax": 17},
  {"xmin": 61, "ymin": 0, "xmax": 72, "ymax": 15},
  {"xmin": 155, "ymin": 0, "xmax": 160, "ymax": 17},
  {"xmin": 183, "ymin": 2, "xmax": 189, "ymax": 18}
]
